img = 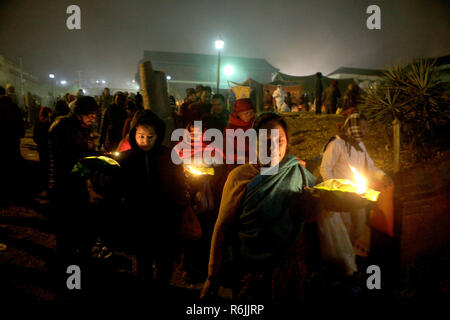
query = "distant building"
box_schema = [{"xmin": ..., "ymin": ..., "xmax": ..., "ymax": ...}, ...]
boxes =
[
  {"xmin": 0, "ymin": 54, "xmax": 49, "ymax": 106},
  {"xmin": 136, "ymin": 50, "xmax": 279, "ymax": 99},
  {"xmin": 327, "ymin": 66, "xmax": 385, "ymax": 89}
]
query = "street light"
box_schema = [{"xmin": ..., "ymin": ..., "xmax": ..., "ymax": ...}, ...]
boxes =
[
  {"xmin": 49, "ymin": 74, "xmax": 55, "ymax": 99},
  {"xmin": 224, "ymin": 65, "xmax": 234, "ymax": 77},
  {"xmin": 60, "ymin": 80, "xmax": 67, "ymax": 85},
  {"xmin": 215, "ymin": 39, "xmax": 224, "ymax": 93}
]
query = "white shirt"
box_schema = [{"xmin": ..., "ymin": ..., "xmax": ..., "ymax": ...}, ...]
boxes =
[{"xmin": 320, "ymin": 135, "xmax": 385, "ymax": 182}]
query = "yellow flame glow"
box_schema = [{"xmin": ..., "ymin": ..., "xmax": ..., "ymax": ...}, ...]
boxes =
[
  {"xmin": 187, "ymin": 165, "xmax": 205, "ymax": 176},
  {"xmin": 350, "ymin": 166, "xmax": 367, "ymax": 194}
]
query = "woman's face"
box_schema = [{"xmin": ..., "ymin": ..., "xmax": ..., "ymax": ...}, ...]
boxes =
[
  {"xmin": 237, "ymin": 109, "xmax": 254, "ymax": 123},
  {"xmin": 135, "ymin": 125, "xmax": 157, "ymax": 151},
  {"xmin": 259, "ymin": 123, "xmax": 287, "ymax": 167}
]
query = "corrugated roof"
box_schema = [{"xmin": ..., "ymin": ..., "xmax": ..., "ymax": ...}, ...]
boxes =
[{"xmin": 142, "ymin": 50, "xmax": 279, "ymax": 71}]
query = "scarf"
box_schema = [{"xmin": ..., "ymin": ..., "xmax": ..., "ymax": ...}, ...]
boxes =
[{"xmin": 238, "ymin": 155, "xmax": 316, "ymax": 267}]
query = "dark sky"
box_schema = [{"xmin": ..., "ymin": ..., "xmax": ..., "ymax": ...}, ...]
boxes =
[{"xmin": 1, "ymin": 0, "xmax": 449, "ymax": 88}]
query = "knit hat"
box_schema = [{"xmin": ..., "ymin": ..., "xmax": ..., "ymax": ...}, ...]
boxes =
[{"xmin": 233, "ymin": 98, "xmax": 254, "ymax": 113}]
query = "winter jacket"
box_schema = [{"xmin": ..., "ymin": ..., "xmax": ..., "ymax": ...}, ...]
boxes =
[
  {"xmin": 99, "ymin": 103, "xmax": 128, "ymax": 151},
  {"xmin": 48, "ymin": 115, "xmax": 98, "ymax": 194},
  {"xmin": 118, "ymin": 111, "xmax": 189, "ymax": 246}
]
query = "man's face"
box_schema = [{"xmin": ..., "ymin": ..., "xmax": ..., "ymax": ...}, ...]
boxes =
[
  {"xmin": 77, "ymin": 113, "xmax": 97, "ymax": 128},
  {"xmin": 210, "ymin": 98, "xmax": 224, "ymax": 115},
  {"xmin": 200, "ymin": 91, "xmax": 211, "ymax": 104},
  {"xmin": 135, "ymin": 125, "xmax": 157, "ymax": 151},
  {"xmin": 237, "ymin": 109, "xmax": 254, "ymax": 123}
]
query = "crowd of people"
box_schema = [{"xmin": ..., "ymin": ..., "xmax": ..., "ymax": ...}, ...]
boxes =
[
  {"xmin": 263, "ymin": 80, "xmax": 353, "ymax": 114},
  {"xmin": 0, "ymin": 80, "xmax": 393, "ymax": 303}
]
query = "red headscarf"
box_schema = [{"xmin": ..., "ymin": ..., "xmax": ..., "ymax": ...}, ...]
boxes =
[
  {"xmin": 226, "ymin": 99, "xmax": 255, "ymax": 131},
  {"xmin": 224, "ymin": 99, "xmax": 255, "ymax": 164}
]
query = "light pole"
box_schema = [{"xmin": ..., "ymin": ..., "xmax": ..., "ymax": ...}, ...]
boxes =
[
  {"xmin": 215, "ymin": 39, "xmax": 224, "ymax": 94},
  {"xmin": 49, "ymin": 73, "xmax": 55, "ymax": 100}
]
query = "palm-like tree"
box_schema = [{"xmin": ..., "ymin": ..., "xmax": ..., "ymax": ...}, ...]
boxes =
[{"xmin": 362, "ymin": 58, "xmax": 449, "ymax": 163}]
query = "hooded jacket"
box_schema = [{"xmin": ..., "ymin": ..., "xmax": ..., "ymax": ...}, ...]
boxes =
[{"xmin": 118, "ymin": 110, "xmax": 189, "ymax": 241}]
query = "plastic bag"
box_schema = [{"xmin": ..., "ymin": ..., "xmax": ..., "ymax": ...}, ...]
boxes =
[{"xmin": 317, "ymin": 210, "xmax": 357, "ymax": 275}]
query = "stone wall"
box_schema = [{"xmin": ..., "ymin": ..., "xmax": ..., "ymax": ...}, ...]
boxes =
[{"xmin": 394, "ymin": 151, "xmax": 450, "ymax": 270}]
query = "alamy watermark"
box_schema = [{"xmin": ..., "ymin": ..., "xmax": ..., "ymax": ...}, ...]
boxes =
[{"xmin": 171, "ymin": 121, "xmax": 281, "ymax": 175}]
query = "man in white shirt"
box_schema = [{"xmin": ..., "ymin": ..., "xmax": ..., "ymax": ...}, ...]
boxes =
[
  {"xmin": 272, "ymin": 85, "xmax": 290, "ymax": 112},
  {"xmin": 319, "ymin": 113, "xmax": 393, "ymax": 273}
]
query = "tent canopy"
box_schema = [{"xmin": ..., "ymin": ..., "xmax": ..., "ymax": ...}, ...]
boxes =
[{"xmin": 270, "ymin": 71, "xmax": 356, "ymax": 97}]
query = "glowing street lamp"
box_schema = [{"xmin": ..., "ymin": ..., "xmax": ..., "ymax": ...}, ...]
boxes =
[
  {"xmin": 224, "ymin": 65, "xmax": 234, "ymax": 77},
  {"xmin": 49, "ymin": 74, "xmax": 55, "ymax": 98},
  {"xmin": 215, "ymin": 39, "xmax": 224, "ymax": 93}
]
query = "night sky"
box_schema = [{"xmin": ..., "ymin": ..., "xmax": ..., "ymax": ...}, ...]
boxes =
[{"xmin": 0, "ymin": 0, "xmax": 449, "ymax": 88}]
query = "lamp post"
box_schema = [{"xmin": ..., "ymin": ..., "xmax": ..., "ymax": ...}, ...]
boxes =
[
  {"xmin": 49, "ymin": 73, "xmax": 55, "ymax": 100},
  {"xmin": 215, "ymin": 39, "xmax": 224, "ymax": 94}
]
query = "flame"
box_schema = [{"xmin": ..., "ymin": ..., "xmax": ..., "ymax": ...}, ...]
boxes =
[
  {"xmin": 350, "ymin": 166, "xmax": 367, "ymax": 194},
  {"xmin": 187, "ymin": 165, "xmax": 205, "ymax": 176},
  {"xmin": 185, "ymin": 165, "xmax": 214, "ymax": 176}
]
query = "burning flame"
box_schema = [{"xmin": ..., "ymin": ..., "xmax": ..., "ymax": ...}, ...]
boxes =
[
  {"xmin": 350, "ymin": 166, "xmax": 367, "ymax": 194},
  {"xmin": 187, "ymin": 165, "xmax": 205, "ymax": 176},
  {"xmin": 185, "ymin": 165, "xmax": 214, "ymax": 176}
]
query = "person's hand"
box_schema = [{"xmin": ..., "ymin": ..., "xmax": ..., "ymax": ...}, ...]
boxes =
[
  {"xmin": 296, "ymin": 157, "xmax": 306, "ymax": 167},
  {"xmin": 87, "ymin": 178, "xmax": 103, "ymax": 203},
  {"xmin": 200, "ymin": 276, "xmax": 219, "ymax": 299},
  {"xmin": 382, "ymin": 174, "xmax": 394, "ymax": 188}
]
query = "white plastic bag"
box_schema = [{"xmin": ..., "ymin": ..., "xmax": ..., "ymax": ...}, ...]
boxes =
[{"xmin": 317, "ymin": 210, "xmax": 357, "ymax": 275}]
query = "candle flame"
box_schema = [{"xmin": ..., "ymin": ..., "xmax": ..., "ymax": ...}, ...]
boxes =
[
  {"xmin": 350, "ymin": 166, "xmax": 367, "ymax": 194},
  {"xmin": 187, "ymin": 165, "xmax": 205, "ymax": 176}
]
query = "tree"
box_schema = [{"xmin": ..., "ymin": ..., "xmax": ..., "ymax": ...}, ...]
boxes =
[{"xmin": 362, "ymin": 58, "xmax": 450, "ymax": 163}]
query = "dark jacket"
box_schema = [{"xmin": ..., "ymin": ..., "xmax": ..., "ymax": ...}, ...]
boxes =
[
  {"xmin": 118, "ymin": 111, "xmax": 189, "ymax": 246},
  {"xmin": 99, "ymin": 103, "xmax": 128, "ymax": 151},
  {"xmin": 48, "ymin": 114, "xmax": 97, "ymax": 195},
  {"xmin": 322, "ymin": 84, "xmax": 341, "ymax": 114},
  {"xmin": 0, "ymin": 95, "xmax": 25, "ymax": 161},
  {"xmin": 201, "ymin": 109, "xmax": 230, "ymax": 133}
]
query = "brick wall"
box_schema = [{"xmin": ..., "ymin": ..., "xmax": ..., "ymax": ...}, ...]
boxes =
[{"xmin": 394, "ymin": 152, "xmax": 450, "ymax": 269}]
